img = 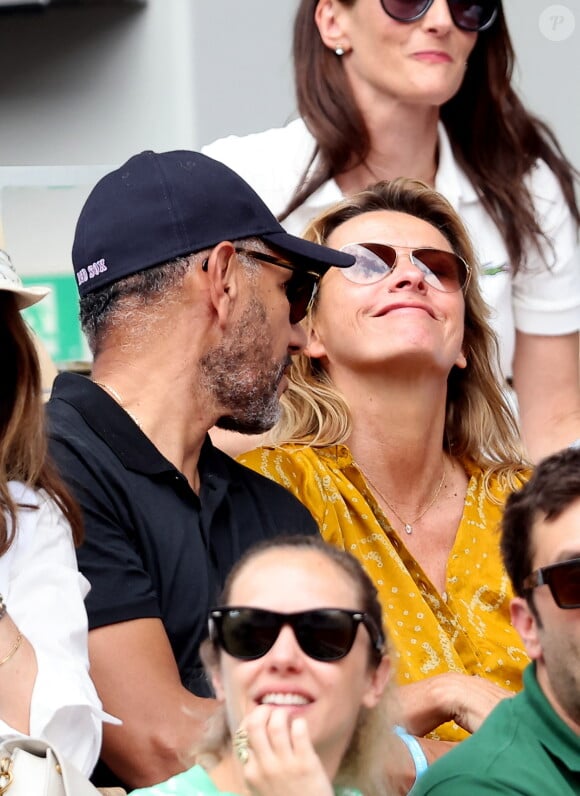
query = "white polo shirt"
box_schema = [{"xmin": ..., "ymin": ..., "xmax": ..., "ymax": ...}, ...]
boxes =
[{"xmin": 203, "ymin": 118, "xmax": 580, "ymax": 379}]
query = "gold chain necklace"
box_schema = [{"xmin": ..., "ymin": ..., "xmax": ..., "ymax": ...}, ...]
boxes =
[
  {"xmin": 358, "ymin": 463, "xmax": 446, "ymax": 535},
  {"xmin": 93, "ymin": 381, "xmax": 143, "ymax": 430},
  {"xmin": 362, "ymin": 155, "xmax": 438, "ymax": 189}
]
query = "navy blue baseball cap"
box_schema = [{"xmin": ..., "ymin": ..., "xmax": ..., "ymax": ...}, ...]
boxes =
[{"xmin": 72, "ymin": 149, "xmax": 354, "ymax": 296}]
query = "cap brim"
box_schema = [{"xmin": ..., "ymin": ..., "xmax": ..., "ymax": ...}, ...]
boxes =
[
  {"xmin": 262, "ymin": 231, "xmax": 355, "ymax": 274},
  {"xmin": 0, "ymin": 284, "xmax": 50, "ymax": 310}
]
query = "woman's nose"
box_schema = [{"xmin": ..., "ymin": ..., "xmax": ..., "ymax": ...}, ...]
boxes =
[
  {"xmin": 388, "ymin": 252, "xmax": 428, "ymax": 291},
  {"xmin": 421, "ymin": 0, "xmax": 454, "ymax": 33},
  {"xmin": 264, "ymin": 625, "xmax": 305, "ymax": 671}
]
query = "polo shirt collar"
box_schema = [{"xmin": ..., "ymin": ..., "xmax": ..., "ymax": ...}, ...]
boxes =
[
  {"xmin": 304, "ymin": 121, "xmax": 479, "ymax": 214},
  {"xmin": 51, "ymin": 372, "xmax": 225, "ymax": 481},
  {"xmin": 435, "ymin": 122, "xmax": 479, "ymax": 209},
  {"xmin": 520, "ymin": 663, "xmax": 580, "ymax": 772}
]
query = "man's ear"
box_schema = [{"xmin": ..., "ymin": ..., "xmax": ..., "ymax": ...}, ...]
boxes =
[
  {"xmin": 314, "ymin": 0, "xmax": 352, "ymax": 54},
  {"xmin": 510, "ymin": 597, "xmax": 543, "ymax": 661},
  {"xmin": 202, "ymin": 242, "xmax": 240, "ymax": 329}
]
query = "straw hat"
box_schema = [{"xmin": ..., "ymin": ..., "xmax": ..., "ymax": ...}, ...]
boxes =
[{"xmin": 0, "ymin": 249, "xmax": 50, "ymax": 309}]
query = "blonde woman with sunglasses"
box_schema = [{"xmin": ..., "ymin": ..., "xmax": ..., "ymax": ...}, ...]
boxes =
[
  {"xmin": 238, "ymin": 179, "xmax": 532, "ymax": 777},
  {"xmin": 203, "ymin": 0, "xmax": 580, "ymax": 461},
  {"xmin": 129, "ymin": 536, "xmax": 394, "ymax": 796}
]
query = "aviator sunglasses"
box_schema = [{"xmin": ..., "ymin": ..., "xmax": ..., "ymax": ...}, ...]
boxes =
[
  {"xmin": 208, "ymin": 606, "xmax": 385, "ymax": 662},
  {"xmin": 234, "ymin": 247, "xmax": 320, "ymax": 325},
  {"xmin": 522, "ymin": 557, "xmax": 580, "ymax": 609},
  {"xmin": 380, "ymin": 0, "xmax": 498, "ymax": 32},
  {"xmin": 339, "ymin": 242, "xmax": 470, "ymax": 293}
]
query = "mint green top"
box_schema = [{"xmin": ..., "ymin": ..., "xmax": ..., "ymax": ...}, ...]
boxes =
[{"xmin": 130, "ymin": 764, "xmax": 363, "ymax": 796}]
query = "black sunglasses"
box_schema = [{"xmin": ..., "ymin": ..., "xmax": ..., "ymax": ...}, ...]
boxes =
[
  {"xmin": 235, "ymin": 247, "xmax": 320, "ymax": 325},
  {"xmin": 339, "ymin": 242, "xmax": 470, "ymax": 293},
  {"xmin": 523, "ymin": 558, "xmax": 580, "ymax": 609},
  {"xmin": 208, "ymin": 606, "xmax": 384, "ymax": 662},
  {"xmin": 380, "ymin": 0, "xmax": 498, "ymax": 32}
]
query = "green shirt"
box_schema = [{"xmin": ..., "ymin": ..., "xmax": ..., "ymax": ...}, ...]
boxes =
[
  {"xmin": 129, "ymin": 764, "xmax": 363, "ymax": 796},
  {"xmin": 410, "ymin": 664, "xmax": 580, "ymax": 795}
]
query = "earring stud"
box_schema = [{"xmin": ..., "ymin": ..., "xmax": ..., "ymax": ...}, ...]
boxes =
[{"xmin": 334, "ymin": 46, "xmax": 345, "ymax": 56}]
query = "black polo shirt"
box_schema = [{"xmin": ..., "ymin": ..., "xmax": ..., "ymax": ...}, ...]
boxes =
[{"xmin": 46, "ymin": 372, "xmax": 317, "ymax": 696}]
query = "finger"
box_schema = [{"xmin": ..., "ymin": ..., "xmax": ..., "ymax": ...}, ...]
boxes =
[
  {"xmin": 264, "ymin": 707, "xmax": 295, "ymax": 759},
  {"xmin": 241, "ymin": 708, "xmax": 293, "ymax": 790},
  {"xmin": 244, "ymin": 705, "xmax": 279, "ymax": 767},
  {"xmin": 234, "ymin": 705, "xmax": 273, "ymax": 769},
  {"xmin": 289, "ymin": 716, "xmax": 316, "ymax": 759}
]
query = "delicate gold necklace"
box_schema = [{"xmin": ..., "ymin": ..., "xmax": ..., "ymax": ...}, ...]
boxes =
[
  {"xmin": 93, "ymin": 381, "xmax": 143, "ymax": 430},
  {"xmin": 362, "ymin": 155, "xmax": 438, "ymax": 189},
  {"xmin": 358, "ymin": 463, "xmax": 446, "ymax": 535}
]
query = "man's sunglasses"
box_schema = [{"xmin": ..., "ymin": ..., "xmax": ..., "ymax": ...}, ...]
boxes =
[
  {"xmin": 339, "ymin": 242, "xmax": 470, "ymax": 293},
  {"xmin": 380, "ymin": 0, "xmax": 498, "ymax": 32},
  {"xmin": 522, "ymin": 558, "xmax": 580, "ymax": 609},
  {"xmin": 208, "ymin": 606, "xmax": 384, "ymax": 662},
  {"xmin": 235, "ymin": 248, "xmax": 320, "ymax": 324}
]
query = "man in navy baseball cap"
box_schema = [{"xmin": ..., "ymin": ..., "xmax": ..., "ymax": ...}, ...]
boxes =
[
  {"xmin": 47, "ymin": 150, "xmax": 353, "ymax": 789},
  {"xmin": 72, "ymin": 149, "xmax": 353, "ymax": 296}
]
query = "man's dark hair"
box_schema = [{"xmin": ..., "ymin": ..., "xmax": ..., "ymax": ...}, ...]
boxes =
[
  {"xmin": 501, "ymin": 446, "xmax": 580, "ymax": 598},
  {"xmin": 78, "ymin": 236, "xmax": 267, "ymax": 356},
  {"xmin": 79, "ymin": 255, "xmax": 194, "ymax": 355}
]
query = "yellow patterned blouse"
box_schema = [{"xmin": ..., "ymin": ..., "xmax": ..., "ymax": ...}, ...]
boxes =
[{"xmin": 238, "ymin": 444, "xmax": 530, "ymax": 741}]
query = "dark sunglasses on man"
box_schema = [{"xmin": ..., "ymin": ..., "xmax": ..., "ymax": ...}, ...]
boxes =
[
  {"xmin": 209, "ymin": 606, "xmax": 385, "ymax": 662},
  {"xmin": 234, "ymin": 247, "xmax": 320, "ymax": 325},
  {"xmin": 522, "ymin": 557, "xmax": 580, "ymax": 609},
  {"xmin": 380, "ymin": 0, "xmax": 498, "ymax": 32}
]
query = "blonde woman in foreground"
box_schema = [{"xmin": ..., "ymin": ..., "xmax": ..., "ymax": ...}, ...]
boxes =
[
  {"xmin": 130, "ymin": 536, "xmax": 394, "ymax": 796},
  {"xmin": 239, "ymin": 179, "xmax": 531, "ymax": 771}
]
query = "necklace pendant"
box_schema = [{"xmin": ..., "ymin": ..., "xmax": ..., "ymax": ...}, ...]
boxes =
[{"xmin": 404, "ymin": 523, "xmax": 413, "ymax": 535}]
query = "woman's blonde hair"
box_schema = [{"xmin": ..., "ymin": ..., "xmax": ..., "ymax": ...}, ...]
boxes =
[
  {"xmin": 188, "ymin": 536, "xmax": 394, "ymax": 796},
  {"xmin": 272, "ymin": 178, "xmax": 528, "ymax": 495}
]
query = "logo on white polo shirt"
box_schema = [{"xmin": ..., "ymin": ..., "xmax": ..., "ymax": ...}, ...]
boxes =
[{"xmin": 481, "ymin": 261, "xmax": 509, "ymax": 277}]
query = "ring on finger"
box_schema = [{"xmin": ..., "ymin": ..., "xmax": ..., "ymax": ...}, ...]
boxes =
[{"xmin": 233, "ymin": 727, "xmax": 250, "ymax": 765}]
